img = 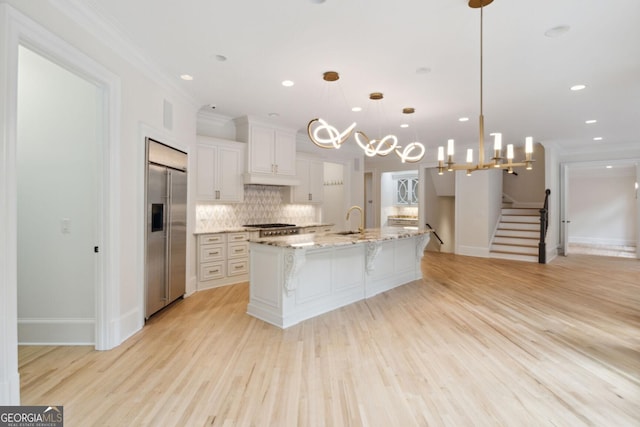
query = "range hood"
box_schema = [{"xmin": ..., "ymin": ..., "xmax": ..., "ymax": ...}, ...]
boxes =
[{"xmin": 243, "ymin": 172, "xmax": 300, "ymax": 186}]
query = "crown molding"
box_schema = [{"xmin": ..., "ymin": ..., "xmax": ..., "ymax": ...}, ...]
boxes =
[{"xmin": 49, "ymin": 0, "xmax": 199, "ymax": 110}]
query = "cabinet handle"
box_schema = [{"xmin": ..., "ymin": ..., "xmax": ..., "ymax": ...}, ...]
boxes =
[
  {"xmin": 215, "ymin": 190, "xmax": 220, "ymax": 200},
  {"xmin": 234, "ymin": 248, "xmax": 243, "ymax": 253},
  {"xmin": 209, "ymin": 269, "xmax": 219, "ymax": 274},
  {"xmin": 234, "ymin": 265, "xmax": 243, "ymax": 269},
  {"xmin": 308, "ymin": 193, "xmax": 312, "ymax": 201},
  {"xmin": 275, "ymin": 164, "xmax": 278, "ymax": 173}
]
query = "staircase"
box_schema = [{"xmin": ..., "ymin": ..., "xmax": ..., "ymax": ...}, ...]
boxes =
[{"xmin": 490, "ymin": 206, "xmax": 540, "ymax": 262}]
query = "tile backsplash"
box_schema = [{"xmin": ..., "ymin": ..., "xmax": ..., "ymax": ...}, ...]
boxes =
[{"xmin": 195, "ymin": 185, "xmax": 318, "ymax": 231}]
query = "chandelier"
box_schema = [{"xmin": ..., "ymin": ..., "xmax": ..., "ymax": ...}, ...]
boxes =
[
  {"xmin": 307, "ymin": 73, "xmax": 426, "ymax": 163},
  {"xmin": 440, "ymin": 0, "xmax": 534, "ymax": 176}
]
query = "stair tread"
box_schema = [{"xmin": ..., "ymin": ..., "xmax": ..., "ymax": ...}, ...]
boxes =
[
  {"xmin": 495, "ymin": 235, "xmax": 539, "ymax": 240},
  {"xmin": 491, "ymin": 249, "xmax": 538, "ymax": 256},
  {"xmin": 498, "ymin": 227, "xmax": 539, "ymax": 231},
  {"xmin": 500, "ymin": 221, "xmax": 540, "ymax": 225},
  {"xmin": 492, "ymin": 243, "xmax": 537, "ymax": 248}
]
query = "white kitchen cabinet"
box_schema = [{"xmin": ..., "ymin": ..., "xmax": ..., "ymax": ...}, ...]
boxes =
[
  {"xmin": 234, "ymin": 116, "xmax": 299, "ymax": 185},
  {"xmin": 196, "ymin": 136, "xmax": 245, "ymax": 203},
  {"xmin": 290, "ymin": 155, "xmax": 324, "ymax": 204},
  {"xmin": 197, "ymin": 231, "xmax": 250, "ymax": 290}
]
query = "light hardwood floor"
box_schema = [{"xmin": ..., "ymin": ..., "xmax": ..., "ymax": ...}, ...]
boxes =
[{"xmin": 19, "ymin": 253, "xmax": 640, "ymax": 426}]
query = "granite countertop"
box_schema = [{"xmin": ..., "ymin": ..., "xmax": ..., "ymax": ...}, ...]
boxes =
[
  {"xmin": 250, "ymin": 227, "xmax": 432, "ymax": 249},
  {"xmin": 193, "ymin": 223, "xmax": 334, "ymax": 235}
]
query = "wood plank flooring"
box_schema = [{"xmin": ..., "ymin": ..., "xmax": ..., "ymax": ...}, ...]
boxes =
[{"xmin": 19, "ymin": 252, "xmax": 640, "ymax": 426}]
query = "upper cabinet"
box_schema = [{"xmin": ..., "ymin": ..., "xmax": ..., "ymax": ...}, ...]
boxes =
[
  {"xmin": 196, "ymin": 136, "xmax": 245, "ymax": 203},
  {"xmin": 395, "ymin": 175, "xmax": 419, "ymax": 206},
  {"xmin": 234, "ymin": 116, "xmax": 299, "ymax": 186},
  {"xmin": 290, "ymin": 155, "xmax": 324, "ymax": 204}
]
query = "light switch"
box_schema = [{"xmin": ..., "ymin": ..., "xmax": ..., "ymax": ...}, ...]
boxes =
[{"xmin": 61, "ymin": 218, "xmax": 71, "ymax": 234}]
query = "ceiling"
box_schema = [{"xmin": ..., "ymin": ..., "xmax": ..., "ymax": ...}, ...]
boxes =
[{"xmin": 84, "ymin": 0, "xmax": 640, "ymax": 156}]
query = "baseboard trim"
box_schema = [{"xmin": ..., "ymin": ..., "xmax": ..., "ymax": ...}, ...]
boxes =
[
  {"xmin": 18, "ymin": 318, "xmax": 94, "ymax": 345},
  {"xmin": 117, "ymin": 307, "xmax": 143, "ymax": 345},
  {"xmin": 569, "ymin": 237, "xmax": 636, "ymax": 246},
  {"xmin": 456, "ymin": 245, "xmax": 490, "ymax": 258}
]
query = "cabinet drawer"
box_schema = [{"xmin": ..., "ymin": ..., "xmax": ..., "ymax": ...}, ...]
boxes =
[
  {"xmin": 227, "ymin": 258, "xmax": 248, "ymax": 276},
  {"xmin": 200, "ymin": 234, "xmax": 226, "ymax": 244},
  {"xmin": 227, "ymin": 232, "xmax": 249, "ymax": 242},
  {"xmin": 200, "ymin": 244, "xmax": 225, "ymax": 262},
  {"xmin": 228, "ymin": 242, "xmax": 249, "ymax": 258},
  {"xmin": 200, "ymin": 262, "xmax": 225, "ymax": 281}
]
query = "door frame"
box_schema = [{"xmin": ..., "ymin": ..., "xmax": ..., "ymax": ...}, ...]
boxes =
[
  {"xmin": 560, "ymin": 163, "xmax": 570, "ymax": 256},
  {"xmin": 1, "ymin": 6, "xmax": 121, "ymax": 354}
]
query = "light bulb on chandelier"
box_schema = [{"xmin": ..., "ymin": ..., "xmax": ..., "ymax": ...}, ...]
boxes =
[{"xmin": 307, "ymin": 71, "xmax": 357, "ymax": 150}]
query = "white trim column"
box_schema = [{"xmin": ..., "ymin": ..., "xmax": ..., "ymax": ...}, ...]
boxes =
[{"xmin": 0, "ymin": 3, "xmax": 21, "ymax": 405}]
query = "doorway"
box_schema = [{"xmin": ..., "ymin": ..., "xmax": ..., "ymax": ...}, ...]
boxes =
[
  {"xmin": 561, "ymin": 162, "xmax": 639, "ymax": 259},
  {"xmin": 17, "ymin": 46, "xmax": 100, "ymax": 344}
]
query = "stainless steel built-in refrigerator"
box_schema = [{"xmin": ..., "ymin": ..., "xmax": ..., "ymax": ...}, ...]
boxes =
[{"xmin": 145, "ymin": 138, "xmax": 187, "ymax": 319}]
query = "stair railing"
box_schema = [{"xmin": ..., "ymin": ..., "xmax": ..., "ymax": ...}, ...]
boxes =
[
  {"xmin": 538, "ymin": 189, "xmax": 551, "ymax": 263},
  {"xmin": 425, "ymin": 223, "xmax": 444, "ymax": 246}
]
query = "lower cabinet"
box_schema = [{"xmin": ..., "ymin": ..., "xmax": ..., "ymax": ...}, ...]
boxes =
[{"xmin": 197, "ymin": 231, "xmax": 250, "ymax": 290}]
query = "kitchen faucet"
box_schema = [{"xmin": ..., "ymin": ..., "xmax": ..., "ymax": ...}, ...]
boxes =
[{"xmin": 346, "ymin": 205, "xmax": 364, "ymax": 234}]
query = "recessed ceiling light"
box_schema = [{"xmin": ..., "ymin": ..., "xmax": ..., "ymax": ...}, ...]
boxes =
[
  {"xmin": 281, "ymin": 80, "xmax": 294, "ymax": 87},
  {"xmin": 180, "ymin": 74, "xmax": 193, "ymax": 81},
  {"xmin": 606, "ymin": 165, "xmax": 613, "ymax": 169},
  {"xmin": 570, "ymin": 84, "xmax": 586, "ymax": 91},
  {"xmin": 351, "ymin": 107, "xmax": 362, "ymax": 112},
  {"xmin": 214, "ymin": 54, "xmax": 227, "ymax": 62},
  {"xmin": 458, "ymin": 117, "xmax": 469, "ymax": 122},
  {"xmin": 585, "ymin": 119, "xmax": 597, "ymax": 124},
  {"xmin": 416, "ymin": 67, "xmax": 432, "ymax": 75},
  {"xmin": 544, "ymin": 25, "xmax": 571, "ymax": 38},
  {"xmin": 400, "ymin": 124, "xmax": 409, "ymax": 128},
  {"xmin": 268, "ymin": 113, "xmax": 280, "ymax": 118},
  {"xmin": 310, "ymin": 0, "xmax": 326, "ymax": 3},
  {"xmin": 593, "ymin": 137, "xmax": 603, "ymax": 141}
]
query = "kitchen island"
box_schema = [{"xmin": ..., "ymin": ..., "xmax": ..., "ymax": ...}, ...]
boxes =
[{"xmin": 247, "ymin": 228, "xmax": 431, "ymax": 328}]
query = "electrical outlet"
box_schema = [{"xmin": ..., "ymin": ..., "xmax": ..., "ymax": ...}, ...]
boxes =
[{"xmin": 61, "ymin": 218, "xmax": 71, "ymax": 234}]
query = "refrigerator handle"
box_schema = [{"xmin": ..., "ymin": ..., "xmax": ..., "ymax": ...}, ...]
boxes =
[{"xmin": 163, "ymin": 169, "xmax": 171, "ymax": 302}]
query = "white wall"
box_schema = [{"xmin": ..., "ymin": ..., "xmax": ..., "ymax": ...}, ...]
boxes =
[
  {"xmin": 568, "ymin": 167, "xmax": 637, "ymax": 246},
  {"xmin": 502, "ymin": 143, "xmax": 546, "ymax": 205},
  {"xmin": 17, "ymin": 46, "xmax": 98, "ymax": 344},
  {"xmin": 455, "ymin": 169, "xmax": 502, "ymax": 257},
  {"xmin": 420, "ymin": 168, "xmax": 455, "ymax": 253},
  {"xmin": 380, "ymin": 172, "xmax": 394, "ymax": 226},
  {"xmin": 323, "ymin": 162, "xmax": 345, "ymax": 230}
]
